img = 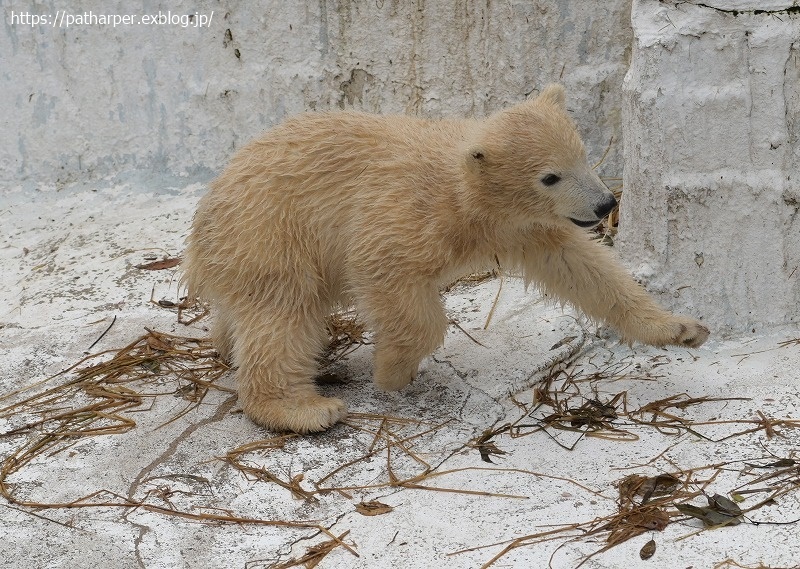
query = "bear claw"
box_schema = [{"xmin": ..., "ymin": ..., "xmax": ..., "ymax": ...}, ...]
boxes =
[{"xmin": 675, "ymin": 320, "xmax": 710, "ymax": 348}]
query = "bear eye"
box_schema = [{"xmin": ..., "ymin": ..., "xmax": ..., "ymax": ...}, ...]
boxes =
[{"xmin": 541, "ymin": 174, "xmax": 561, "ymax": 186}]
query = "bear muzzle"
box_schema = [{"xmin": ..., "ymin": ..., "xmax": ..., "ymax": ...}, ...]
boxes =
[
  {"xmin": 569, "ymin": 194, "xmax": 618, "ymax": 228},
  {"xmin": 593, "ymin": 194, "xmax": 618, "ymax": 220}
]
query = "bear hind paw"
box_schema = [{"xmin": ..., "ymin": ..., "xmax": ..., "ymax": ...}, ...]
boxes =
[{"xmin": 243, "ymin": 394, "xmax": 348, "ymax": 434}]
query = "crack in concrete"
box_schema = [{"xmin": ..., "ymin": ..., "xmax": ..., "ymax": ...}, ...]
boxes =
[
  {"xmin": 745, "ymin": 31, "xmax": 756, "ymax": 164},
  {"xmin": 270, "ymin": 507, "xmax": 353, "ymax": 565},
  {"xmin": 430, "ymin": 354, "xmax": 507, "ymax": 425},
  {"xmin": 124, "ymin": 393, "xmax": 238, "ymax": 568},
  {"xmin": 430, "ymin": 354, "xmax": 469, "ymax": 381},
  {"xmin": 131, "ymin": 525, "xmax": 148, "ymax": 569},
  {"xmin": 692, "ymin": 2, "xmax": 800, "ymax": 16},
  {"xmin": 126, "ymin": 394, "xmax": 238, "ymax": 499},
  {"xmin": 784, "ymin": 42, "xmax": 798, "ymax": 148}
]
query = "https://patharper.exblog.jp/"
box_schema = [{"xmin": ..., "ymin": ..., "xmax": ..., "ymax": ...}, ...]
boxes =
[{"xmin": 8, "ymin": 10, "xmax": 214, "ymax": 29}]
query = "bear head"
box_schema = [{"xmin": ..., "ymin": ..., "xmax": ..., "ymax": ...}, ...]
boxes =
[{"xmin": 465, "ymin": 84, "xmax": 617, "ymax": 230}]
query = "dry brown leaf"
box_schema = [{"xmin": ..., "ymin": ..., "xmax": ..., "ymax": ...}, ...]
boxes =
[
  {"xmin": 639, "ymin": 538, "xmax": 656, "ymax": 560},
  {"xmin": 675, "ymin": 500, "xmax": 742, "ymax": 528},
  {"xmin": 136, "ymin": 258, "xmax": 181, "ymax": 270},
  {"xmin": 146, "ymin": 334, "xmax": 173, "ymax": 352},
  {"xmin": 550, "ymin": 336, "xmax": 577, "ymax": 350},
  {"xmin": 477, "ymin": 441, "xmax": 507, "ymax": 464},
  {"xmin": 355, "ymin": 500, "xmax": 394, "ymax": 516}
]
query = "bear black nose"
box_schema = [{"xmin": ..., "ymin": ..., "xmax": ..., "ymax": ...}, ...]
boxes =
[{"xmin": 594, "ymin": 194, "xmax": 618, "ymax": 219}]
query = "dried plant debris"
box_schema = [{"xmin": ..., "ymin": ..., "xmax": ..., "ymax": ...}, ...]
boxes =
[
  {"xmin": 0, "ymin": 330, "xmax": 231, "ymax": 505},
  {"xmin": 323, "ymin": 309, "xmax": 370, "ymax": 362},
  {"xmin": 263, "ymin": 530, "xmax": 358, "ymax": 569},
  {"xmin": 541, "ymin": 396, "xmax": 623, "ymax": 437},
  {"xmin": 588, "ymin": 139, "xmax": 621, "ymax": 244},
  {"xmin": 676, "ymin": 494, "xmax": 743, "ymax": 528},
  {"xmin": 713, "ymin": 560, "xmax": 800, "ymax": 569},
  {"xmin": 449, "ymin": 362, "xmax": 800, "ymax": 568},
  {"xmin": 456, "ymin": 460, "xmax": 800, "ymax": 569},
  {"xmin": 471, "ymin": 426, "xmax": 509, "ymax": 464},
  {"xmin": 222, "ymin": 413, "xmax": 526, "ymax": 501},
  {"xmin": 224, "ymin": 436, "xmax": 317, "ymax": 502},
  {"xmin": 136, "ymin": 257, "xmax": 182, "ymax": 270},
  {"xmin": 442, "ymin": 269, "xmax": 499, "ymax": 292},
  {"xmin": 0, "ymin": 329, "xmax": 338, "ymax": 532},
  {"xmin": 355, "ymin": 500, "xmax": 394, "ymax": 516},
  {"xmin": 150, "ymin": 287, "xmax": 209, "ymax": 325},
  {"xmin": 516, "ymin": 360, "xmax": 798, "ymax": 446},
  {"xmin": 639, "ymin": 538, "xmax": 656, "ymax": 560},
  {"xmin": 3, "ymin": 320, "xmax": 800, "ymax": 568}
]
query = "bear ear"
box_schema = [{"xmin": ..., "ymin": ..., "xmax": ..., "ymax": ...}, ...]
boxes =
[
  {"xmin": 466, "ymin": 145, "xmax": 488, "ymax": 173},
  {"xmin": 537, "ymin": 84, "xmax": 566, "ymax": 108}
]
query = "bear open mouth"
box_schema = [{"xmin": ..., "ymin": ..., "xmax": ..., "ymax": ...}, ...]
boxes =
[{"xmin": 569, "ymin": 217, "xmax": 601, "ymax": 228}]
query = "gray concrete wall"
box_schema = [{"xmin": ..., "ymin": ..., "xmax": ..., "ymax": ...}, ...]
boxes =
[
  {"xmin": 1, "ymin": 0, "xmax": 632, "ymax": 188},
  {"xmin": 6, "ymin": 1, "xmax": 798, "ymax": 336},
  {"xmin": 619, "ymin": 0, "xmax": 800, "ymax": 335}
]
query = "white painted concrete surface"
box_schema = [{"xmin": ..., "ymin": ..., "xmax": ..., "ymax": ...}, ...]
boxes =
[
  {"xmin": 619, "ymin": 0, "xmax": 800, "ymax": 335},
  {"xmin": 1, "ymin": 0, "xmax": 631, "ymax": 188},
  {"xmin": 1, "ymin": 186, "xmax": 799, "ymax": 568}
]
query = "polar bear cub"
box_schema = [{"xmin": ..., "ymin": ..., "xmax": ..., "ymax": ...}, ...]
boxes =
[{"xmin": 182, "ymin": 85, "xmax": 709, "ymax": 433}]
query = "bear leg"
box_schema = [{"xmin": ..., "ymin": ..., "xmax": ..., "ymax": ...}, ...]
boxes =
[
  {"xmin": 230, "ymin": 299, "xmax": 347, "ymax": 433},
  {"xmin": 363, "ymin": 283, "xmax": 449, "ymax": 391},
  {"xmin": 522, "ymin": 228, "xmax": 709, "ymax": 347},
  {"xmin": 211, "ymin": 305, "xmax": 235, "ymax": 364}
]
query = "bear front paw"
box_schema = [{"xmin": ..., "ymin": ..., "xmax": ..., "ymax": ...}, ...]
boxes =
[
  {"xmin": 626, "ymin": 315, "xmax": 710, "ymax": 348},
  {"xmin": 673, "ymin": 319, "xmax": 710, "ymax": 348}
]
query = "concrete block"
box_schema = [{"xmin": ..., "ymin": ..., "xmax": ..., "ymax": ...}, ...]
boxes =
[{"xmin": 619, "ymin": 0, "xmax": 800, "ymax": 335}]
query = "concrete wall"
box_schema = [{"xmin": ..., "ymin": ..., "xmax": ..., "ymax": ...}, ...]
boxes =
[
  {"xmin": 619, "ymin": 0, "xmax": 800, "ymax": 335},
  {"xmin": 1, "ymin": 0, "xmax": 632, "ymax": 189},
  {"xmin": 9, "ymin": 0, "xmax": 795, "ymax": 335}
]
